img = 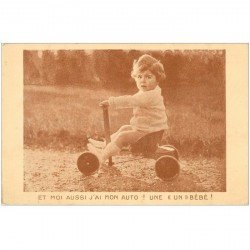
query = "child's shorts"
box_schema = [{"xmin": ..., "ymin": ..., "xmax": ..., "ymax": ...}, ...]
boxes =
[{"xmin": 111, "ymin": 125, "xmax": 148, "ymax": 148}]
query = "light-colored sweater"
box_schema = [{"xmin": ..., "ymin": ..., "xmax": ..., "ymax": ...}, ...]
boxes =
[{"xmin": 108, "ymin": 86, "xmax": 168, "ymax": 132}]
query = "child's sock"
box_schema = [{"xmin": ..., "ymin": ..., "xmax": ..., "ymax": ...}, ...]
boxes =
[
  {"xmin": 101, "ymin": 142, "xmax": 121, "ymax": 163},
  {"xmin": 88, "ymin": 138, "xmax": 106, "ymax": 149},
  {"xmin": 87, "ymin": 142, "xmax": 120, "ymax": 165},
  {"xmin": 87, "ymin": 143, "xmax": 103, "ymax": 164}
]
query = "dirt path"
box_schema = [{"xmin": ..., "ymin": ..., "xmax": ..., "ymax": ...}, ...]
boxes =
[{"xmin": 24, "ymin": 148, "xmax": 225, "ymax": 192}]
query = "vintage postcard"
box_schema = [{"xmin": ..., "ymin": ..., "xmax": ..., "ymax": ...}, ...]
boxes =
[{"xmin": 2, "ymin": 44, "xmax": 248, "ymax": 205}]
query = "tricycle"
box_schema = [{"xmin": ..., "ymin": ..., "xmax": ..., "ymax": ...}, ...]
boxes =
[{"xmin": 77, "ymin": 104, "xmax": 180, "ymax": 181}]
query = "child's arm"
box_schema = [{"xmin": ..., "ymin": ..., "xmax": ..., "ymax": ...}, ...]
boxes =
[{"xmin": 108, "ymin": 92, "xmax": 151, "ymax": 109}]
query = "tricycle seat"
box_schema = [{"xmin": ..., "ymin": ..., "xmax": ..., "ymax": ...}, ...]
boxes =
[{"xmin": 130, "ymin": 130, "xmax": 164, "ymax": 155}]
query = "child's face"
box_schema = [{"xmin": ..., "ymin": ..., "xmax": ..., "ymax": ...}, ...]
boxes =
[{"xmin": 135, "ymin": 70, "xmax": 158, "ymax": 92}]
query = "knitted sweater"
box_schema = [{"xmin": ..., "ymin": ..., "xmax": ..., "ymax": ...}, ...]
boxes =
[{"xmin": 108, "ymin": 86, "xmax": 168, "ymax": 132}]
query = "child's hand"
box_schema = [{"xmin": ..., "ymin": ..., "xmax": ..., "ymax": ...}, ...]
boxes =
[{"xmin": 99, "ymin": 100, "xmax": 109, "ymax": 106}]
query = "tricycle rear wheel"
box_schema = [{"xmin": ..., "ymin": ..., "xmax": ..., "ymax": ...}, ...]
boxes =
[{"xmin": 155, "ymin": 156, "xmax": 180, "ymax": 181}]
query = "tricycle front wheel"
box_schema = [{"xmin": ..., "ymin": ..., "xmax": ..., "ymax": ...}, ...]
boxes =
[{"xmin": 77, "ymin": 151, "xmax": 99, "ymax": 176}]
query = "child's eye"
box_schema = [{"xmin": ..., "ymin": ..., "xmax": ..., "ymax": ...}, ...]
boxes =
[
  {"xmin": 146, "ymin": 75, "xmax": 152, "ymax": 79},
  {"xmin": 137, "ymin": 75, "xmax": 142, "ymax": 79}
]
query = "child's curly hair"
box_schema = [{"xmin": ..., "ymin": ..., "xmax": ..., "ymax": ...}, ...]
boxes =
[{"xmin": 131, "ymin": 54, "xmax": 166, "ymax": 82}]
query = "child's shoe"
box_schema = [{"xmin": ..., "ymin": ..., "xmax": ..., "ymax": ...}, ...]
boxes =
[{"xmin": 87, "ymin": 143, "xmax": 104, "ymax": 164}]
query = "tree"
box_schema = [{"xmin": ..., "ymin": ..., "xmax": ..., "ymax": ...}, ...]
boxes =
[
  {"xmin": 41, "ymin": 50, "xmax": 56, "ymax": 85},
  {"xmin": 23, "ymin": 50, "xmax": 41, "ymax": 85}
]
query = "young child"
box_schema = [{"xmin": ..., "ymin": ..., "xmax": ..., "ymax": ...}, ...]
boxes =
[{"xmin": 89, "ymin": 54, "xmax": 168, "ymax": 168}]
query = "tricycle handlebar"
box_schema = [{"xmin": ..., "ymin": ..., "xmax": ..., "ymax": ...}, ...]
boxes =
[{"xmin": 101, "ymin": 104, "xmax": 112, "ymax": 166}]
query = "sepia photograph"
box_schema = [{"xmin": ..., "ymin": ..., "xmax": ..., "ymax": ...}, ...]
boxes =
[
  {"xmin": 1, "ymin": 2, "xmax": 249, "ymax": 250},
  {"xmin": 2, "ymin": 44, "xmax": 248, "ymax": 205},
  {"xmin": 23, "ymin": 48, "xmax": 226, "ymax": 192}
]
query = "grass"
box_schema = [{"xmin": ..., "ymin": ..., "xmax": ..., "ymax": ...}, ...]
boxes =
[{"xmin": 24, "ymin": 84, "xmax": 225, "ymax": 157}]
